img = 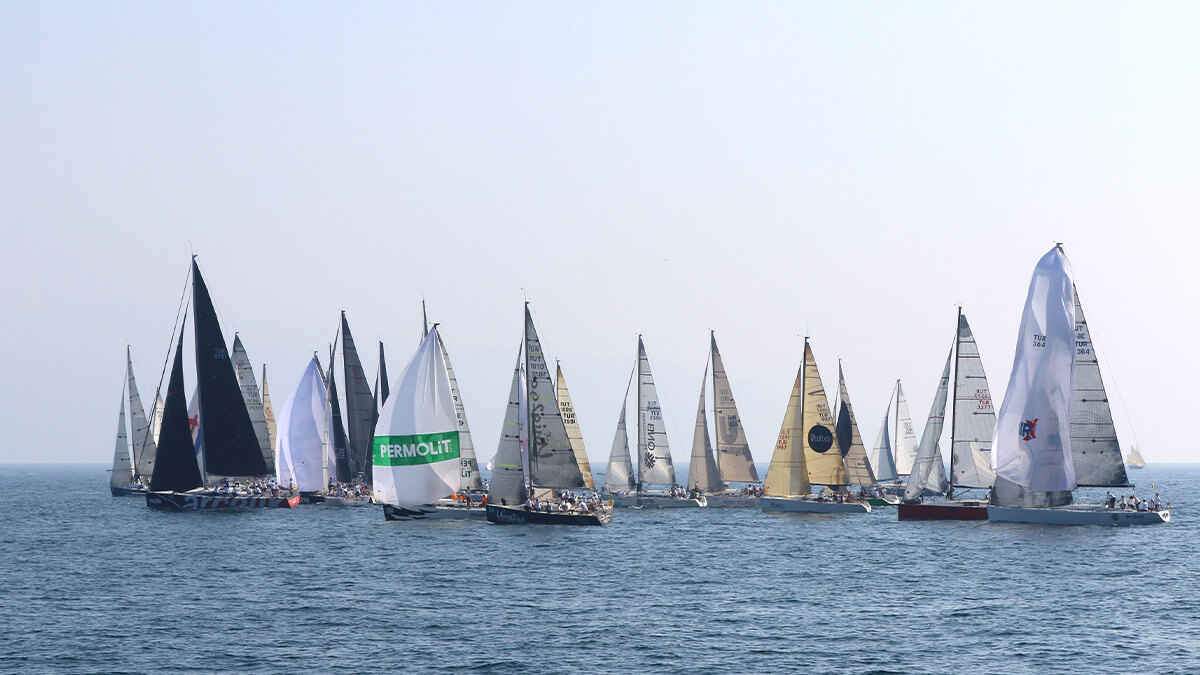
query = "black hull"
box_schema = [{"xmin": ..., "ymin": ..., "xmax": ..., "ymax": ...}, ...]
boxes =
[
  {"xmin": 110, "ymin": 485, "xmax": 147, "ymax": 497},
  {"xmin": 485, "ymin": 504, "xmax": 612, "ymax": 526},
  {"xmin": 146, "ymin": 491, "xmax": 301, "ymax": 510},
  {"xmin": 382, "ymin": 503, "xmax": 486, "ymax": 521},
  {"xmin": 300, "ymin": 492, "xmax": 326, "ymax": 504}
]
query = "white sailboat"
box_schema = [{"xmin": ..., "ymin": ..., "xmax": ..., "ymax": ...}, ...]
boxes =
[
  {"xmin": 760, "ymin": 339, "xmax": 871, "ymax": 514},
  {"xmin": 275, "ymin": 356, "xmax": 329, "ymax": 494},
  {"xmin": 109, "ymin": 386, "xmax": 136, "ymax": 495},
  {"xmin": 987, "ymin": 246, "xmax": 1168, "ymax": 525},
  {"xmin": 704, "ymin": 332, "xmax": 761, "ymax": 507},
  {"xmin": 1126, "ymin": 447, "xmax": 1146, "ymax": 470},
  {"xmin": 602, "ymin": 373, "xmax": 636, "ymax": 495}
]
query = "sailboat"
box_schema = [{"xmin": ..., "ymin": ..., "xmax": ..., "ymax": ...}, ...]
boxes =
[
  {"xmin": 275, "ymin": 356, "xmax": 329, "ymax": 494},
  {"xmin": 1127, "ymin": 447, "xmax": 1146, "ymax": 470},
  {"xmin": 375, "ymin": 326, "xmax": 486, "ymax": 521},
  {"xmin": 611, "ymin": 336, "xmax": 705, "ymax": 508},
  {"xmin": 109, "ymin": 383, "xmax": 136, "ymax": 496},
  {"xmin": 110, "ymin": 348, "xmax": 158, "ymax": 495},
  {"xmin": 485, "ymin": 305, "xmax": 611, "ymax": 525},
  {"xmin": 898, "ymin": 310, "xmax": 996, "ymax": 520},
  {"xmin": 759, "ymin": 339, "xmax": 871, "ymax": 514},
  {"xmin": 322, "ymin": 311, "xmax": 377, "ymax": 489},
  {"xmin": 869, "ymin": 381, "xmax": 919, "ymax": 484},
  {"xmin": 987, "ymin": 246, "xmax": 1167, "ymax": 525},
  {"xmin": 602, "ymin": 373, "xmax": 636, "ymax": 495},
  {"xmin": 146, "ymin": 258, "xmax": 299, "ymax": 510},
  {"xmin": 699, "ymin": 333, "xmax": 761, "ymax": 508}
]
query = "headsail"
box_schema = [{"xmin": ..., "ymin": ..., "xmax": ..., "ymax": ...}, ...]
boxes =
[
  {"xmin": 835, "ymin": 363, "xmax": 876, "ymax": 486},
  {"xmin": 261, "ymin": 365, "xmax": 276, "ymax": 459},
  {"xmin": 688, "ymin": 365, "xmax": 723, "ymax": 492},
  {"xmin": 378, "ymin": 341, "xmax": 390, "ymax": 406},
  {"xmin": 151, "ymin": 394, "xmax": 164, "ymax": 446},
  {"xmin": 276, "ymin": 357, "xmax": 328, "ymax": 492},
  {"xmin": 603, "ymin": 373, "xmax": 636, "ymax": 493},
  {"xmin": 894, "ymin": 383, "xmax": 919, "ymax": 476},
  {"xmin": 762, "ymin": 357, "xmax": 811, "ymax": 497},
  {"xmin": 637, "ymin": 337, "xmax": 675, "ymax": 487},
  {"xmin": 126, "ymin": 348, "xmax": 158, "ymax": 480},
  {"xmin": 557, "ymin": 364, "xmax": 594, "ymax": 489},
  {"xmin": 488, "ymin": 353, "xmax": 528, "ymax": 507},
  {"xmin": 111, "ymin": 391, "xmax": 133, "ymax": 489},
  {"xmin": 442, "ymin": 337, "xmax": 481, "ymax": 490},
  {"xmin": 191, "ymin": 260, "xmax": 269, "ymax": 477},
  {"xmin": 800, "ymin": 341, "xmax": 847, "ymax": 487},
  {"xmin": 524, "ymin": 306, "xmax": 585, "ymax": 489},
  {"xmin": 340, "ymin": 312, "xmax": 376, "ymax": 484},
  {"xmin": 990, "ymin": 246, "xmax": 1077, "ymax": 496},
  {"xmin": 325, "ymin": 353, "xmax": 351, "ymax": 484},
  {"xmin": 372, "ymin": 327, "xmax": 462, "ymax": 506},
  {"xmin": 1069, "ymin": 291, "xmax": 1131, "ymax": 487},
  {"xmin": 711, "ymin": 333, "xmax": 758, "ymax": 483},
  {"xmin": 904, "ymin": 347, "xmax": 952, "ymax": 501},
  {"xmin": 231, "ymin": 335, "xmax": 273, "ymax": 470},
  {"xmin": 951, "ymin": 312, "xmax": 996, "ymax": 489},
  {"xmin": 870, "ymin": 395, "xmax": 899, "ymax": 483},
  {"xmin": 149, "ymin": 326, "xmax": 205, "ymax": 493}
]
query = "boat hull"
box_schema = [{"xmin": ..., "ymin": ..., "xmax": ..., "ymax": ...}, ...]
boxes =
[
  {"xmin": 323, "ymin": 496, "xmax": 370, "ymax": 507},
  {"xmin": 382, "ymin": 503, "xmax": 487, "ymax": 521},
  {"xmin": 898, "ymin": 501, "xmax": 989, "ymax": 521},
  {"xmin": 110, "ymin": 485, "xmax": 147, "ymax": 497},
  {"xmin": 759, "ymin": 496, "xmax": 871, "ymax": 514},
  {"xmin": 866, "ymin": 497, "xmax": 900, "ymax": 507},
  {"xmin": 612, "ymin": 494, "xmax": 707, "ymax": 508},
  {"xmin": 146, "ymin": 491, "xmax": 301, "ymax": 510},
  {"xmin": 703, "ymin": 493, "xmax": 760, "ymax": 508},
  {"xmin": 485, "ymin": 503, "xmax": 612, "ymax": 526},
  {"xmin": 987, "ymin": 505, "xmax": 1170, "ymax": 526},
  {"xmin": 299, "ymin": 492, "xmax": 326, "ymax": 504}
]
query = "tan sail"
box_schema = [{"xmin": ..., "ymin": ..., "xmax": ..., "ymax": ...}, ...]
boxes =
[
  {"xmin": 836, "ymin": 361, "xmax": 876, "ymax": 486},
  {"xmin": 556, "ymin": 364, "xmax": 594, "ymax": 489},
  {"xmin": 1126, "ymin": 446, "xmax": 1146, "ymax": 468},
  {"xmin": 711, "ymin": 333, "xmax": 758, "ymax": 483},
  {"xmin": 762, "ymin": 363, "xmax": 811, "ymax": 497},
  {"xmin": 262, "ymin": 365, "xmax": 277, "ymax": 457},
  {"xmin": 801, "ymin": 341, "xmax": 848, "ymax": 486}
]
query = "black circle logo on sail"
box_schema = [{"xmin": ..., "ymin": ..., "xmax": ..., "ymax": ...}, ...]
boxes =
[{"xmin": 808, "ymin": 425, "xmax": 834, "ymax": 453}]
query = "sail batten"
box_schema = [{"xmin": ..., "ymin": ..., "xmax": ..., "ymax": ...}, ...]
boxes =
[
  {"xmin": 711, "ymin": 334, "xmax": 758, "ymax": 483},
  {"xmin": 1069, "ymin": 292, "xmax": 1131, "ymax": 487},
  {"xmin": 951, "ymin": 313, "xmax": 997, "ymax": 489}
]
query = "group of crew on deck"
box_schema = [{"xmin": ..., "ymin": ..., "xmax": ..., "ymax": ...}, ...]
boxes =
[
  {"xmin": 212, "ymin": 477, "xmax": 294, "ymax": 498},
  {"xmin": 1105, "ymin": 491, "xmax": 1165, "ymax": 512},
  {"xmin": 522, "ymin": 490, "xmax": 604, "ymax": 514}
]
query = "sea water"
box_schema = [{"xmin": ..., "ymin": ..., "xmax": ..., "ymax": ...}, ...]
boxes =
[{"xmin": 1, "ymin": 464, "xmax": 1198, "ymax": 673}]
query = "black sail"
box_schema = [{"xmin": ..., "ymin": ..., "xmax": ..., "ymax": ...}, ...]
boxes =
[
  {"xmin": 327, "ymin": 357, "xmax": 352, "ymax": 484},
  {"xmin": 378, "ymin": 341, "xmax": 390, "ymax": 406},
  {"xmin": 150, "ymin": 327, "xmax": 204, "ymax": 492},
  {"xmin": 341, "ymin": 312, "xmax": 375, "ymax": 483},
  {"xmin": 192, "ymin": 260, "xmax": 269, "ymax": 477}
]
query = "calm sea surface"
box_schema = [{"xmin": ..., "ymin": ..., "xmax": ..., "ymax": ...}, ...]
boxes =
[{"xmin": 2, "ymin": 464, "xmax": 1198, "ymax": 674}]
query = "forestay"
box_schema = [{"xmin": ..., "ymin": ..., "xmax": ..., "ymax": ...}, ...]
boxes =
[
  {"xmin": 836, "ymin": 363, "xmax": 876, "ymax": 486},
  {"xmin": 951, "ymin": 313, "xmax": 996, "ymax": 489},
  {"xmin": 711, "ymin": 334, "xmax": 758, "ymax": 483},
  {"xmin": 904, "ymin": 347, "xmax": 952, "ymax": 501},
  {"xmin": 556, "ymin": 365, "xmax": 594, "ymax": 489},
  {"xmin": 637, "ymin": 337, "xmax": 675, "ymax": 487},
  {"xmin": 762, "ymin": 361, "xmax": 811, "ymax": 497},
  {"xmin": 524, "ymin": 307, "xmax": 585, "ymax": 489},
  {"xmin": 372, "ymin": 328, "xmax": 461, "ymax": 507},
  {"xmin": 1069, "ymin": 292, "xmax": 1130, "ymax": 487},
  {"xmin": 688, "ymin": 365, "xmax": 722, "ymax": 493},
  {"xmin": 275, "ymin": 357, "xmax": 328, "ymax": 492},
  {"xmin": 488, "ymin": 354, "xmax": 528, "ymax": 507}
]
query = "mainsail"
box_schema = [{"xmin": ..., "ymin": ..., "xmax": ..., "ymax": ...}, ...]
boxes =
[
  {"xmin": 126, "ymin": 347, "xmax": 157, "ymax": 480},
  {"xmin": 442, "ymin": 337, "xmax": 481, "ymax": 490},
  {"xmin": 762, "ymin": 355, "xmax": 811, "ymax": 497},
  {"xmin": 231, "ymin": 334, "xmax": 273, "ymax": 470},
  {"xmin": 688, "ymin": 365, "xmax": 722, "ymax": 492},
  {"xmin": 870, "ymin": 394, "xmax": 899, "ymax": 483},
  {"xmin": 950, "ymin": 312, "xmax": 996, "ymax": 490},
  {"xmin": 835, "ymin": 362, "xmax": 876, "ymax": 486},
  {"xmin": 372, "ymin": 327, "xmax": 462, "ymax": 506},
  {"xmin": 1069, "ymin": 291, "xmax": 1131, "ymax": 487},
  {"xmin": 991, "ymin": 246, "xmax": 1078, "ymax": 497},
  {"xmin": 261, "ymin": 366, "xmax": 276, "ymax": 458},
  {"xmin": 276, "ymin": 357, "xmax": 328, "ymax": 492},
  {"xmin": 637, "ymin": 337, "xmax": 675, "ymax": 487},
  {"xmin": 800, "ymin": 341, "xmax": 847, "ymax": 486},
  {"xmin": 340, "ymin": 312, "xmax": 376, "ymax": 484},
  {"xmin": 711, "ymin": 333, "xmax": 758, "ymax": 483},
  {"xmin": 111, "ymin": 391, "xmax": 133, "ymax": 489},
  {"xmin": 524, "ymin": 306, "xmax": 585, "ymax": 489},
  {"xmin": 603, "ymin": 373, "xmax": 636, "ymax": 493},
  {"xmin": 894, "ymin": 383, "xmax": 919, "ymax": 476},
  {"xmin": 904, "ymin": 347, "xmax": 952, "ymax": 501},
  {"xmin": 149, "ymin": 326, "xmax": 205, "ymax": 493},
  {"xmin": 191, "ymin": 260, "xmax": 269, "ymax": 477},
  {"xmin": 488, "ymin": 354, "xmax": 528, "ymax": 507},
  {"xmin": 325, "ymin": 354, "xmax": 351, "ymax": 484},
  {"xmin": 556, "ymin": 364, "xmax": 594, "ymax": 489}
]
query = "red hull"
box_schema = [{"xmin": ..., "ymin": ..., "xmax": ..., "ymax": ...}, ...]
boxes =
[{"xmin": 897, "ymin": 502, "xmax": 989, "ymax": 521}]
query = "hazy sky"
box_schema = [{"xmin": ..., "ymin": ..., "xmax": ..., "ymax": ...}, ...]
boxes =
[{"xmin": 3, "ymin": 2, "xmax": 1198, "ymax": 468}]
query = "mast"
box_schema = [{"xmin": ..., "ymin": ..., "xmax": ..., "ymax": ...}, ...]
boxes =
[
  {"xmin": 636, "ymin": 336, "xmax": 642, "ymax": 494},
  {"xmin": 523, "ymin": 305, "xmax": 534, "ymax": 495},
  {"xmin": 948, "ymin": 306, "xmax": 961, "ymax": 497},
  {"xmin": 894, "ymin": 380, "xmax": 900, "ymax": 478}
]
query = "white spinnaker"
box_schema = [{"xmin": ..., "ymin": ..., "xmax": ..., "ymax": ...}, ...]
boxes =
[
  {"xmin": 870, "ymin": 397, "xmax": 899, "ymax": 483},
  {"xmin": 127, "ymin": 349, "xmax": 157, "ymax": 480},
  {"xmin": 442, "ymin": 340, "xmax": 482, "ymax": 490},
  {"xmin": 276, "ymin": 357, "xmax": 328, "ymax": 492},
  {"xmin": 604, "ymin": 374, "xmax": 636, "ymax": 493},
  {"xmin": 372, "ymin": 328, "xmax": 462, "ymax": 506},
  {"xmin": 894, "ymin": 383, "xmax": 919, "ymax": 476},
  {"xmin": 557, "ymin": 365, "xmax": 595, "ymax": 489},
  {"xmin": 488, "ymin": 354, "xmax": 527, "ymax": 507},
  {"xmin": 637, "ymin": 337, "xmax": 675, "ymax": 487},
  {"xmin": 951, "ymin": 313, "xmax": 997, "ymax": 489},
  {"xmin": 991, "ymin": 246, "xmax": 1078, "ymax": 493},
  {"xmin": 111, "ymin": 394, "xmax": 133, "ymax": 488},
  {"xmin": 762, "ymin": 362, "xmax": 811, "ymax": 497},
  {"xmin": 231, "ymin": 335, "xmax": 273, "ymax": 469},
  {"xmin": 904, "ymin": 347, "xmax": 952, "ymax": 501},
  {"xmin": 1069, "ymin": 292, "xmax": 1130, "ymax": 487},
  {"xmin": 688, "ymin": 366, "xmax": 722, "ymax": 493}
]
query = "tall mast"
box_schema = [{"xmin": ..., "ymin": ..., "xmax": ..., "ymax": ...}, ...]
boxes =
[
  {"xmin": 523, "ymin": 304, "xmax": 533, "ymax": 494},
  {"xmin": 800, "ymin": 337, "xmax": 808, "ymax": 494},
  {"xmin": 636, "ymin": 335, "xmax": 642, "ymax": 494},
  {"xmin": 947, "ymin": 306, "xmax": 961, "ymax": 497},
  {"xmin": 893, "ymin": 379, "xmax": 900, "ymax": 479},
  {"xmin": 710, "ymin": 331, "xmax": 717, "ymax": 460}
]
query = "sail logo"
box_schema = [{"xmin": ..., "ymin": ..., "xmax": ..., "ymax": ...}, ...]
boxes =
[
  {"xmin": 643, "ymin": 451, "xmax": 656, "ymax": 469},
  {"xmin": 373, "ymin": 431, "xmax": 460, "ymax": 466},
  {"xmin": 1020, "ymin": 418, "xmax": 1038, "ymax": 441},
  {"xmin": 808, "ymin": 425, "xmax": 834, "ymax": 453}
]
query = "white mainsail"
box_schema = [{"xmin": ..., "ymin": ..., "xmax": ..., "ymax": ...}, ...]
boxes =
[
  {"xmin": 488, "ymin": 354, "xmax": 528, "ymax": 507},
  {"xmin": 275, "ymin": 357, "xmax": 328, "ymax": 492},
  {"xmin": 870, "ymin": 394, "xmax": 899, "ymax": 483},
  {"xmin": 556, "ymin": 364, "xmax": 595, "ymax": 489},
  {"xmin": 442, "ymin": 339, "xmax": 482, "ymax": 490},
  {"xmin": 111, "ymin": 393, "xmax": 133, "ymax": 489},
  {"xmin": 950, "ymin": 312, "xmax": 996, "ymax": 489},
  {"xmin": 711, "ymin": 333, "xmax": 758, "ymax": 483},
  {"xmin": 126, "ymin": 348, "xmax": 157, "ymax": 480},
  {"xmin": 762, "ymin": 357, "xmax": 812, "ymax": 497},
  {"xmin": 231, "ymin": 335, "xmax": 273, "ymax": 469},
  {"xmin": 991, "ymin": 246, "xmax": 1078, "ymax": 494},
  {"xmin": 637, "ymin": 337, "xmax": 676, "ymax": 487},
  {"xmin": 603, "ymin": 374, "xmax": 636, "ymax": 493},
  {"xmin": 524, "ymin": 307, "xmax": 585, "ymax": 489},
  {"xmin": 894, "ymin": 383, "xmax": 919, "ymax": 476},
  {"xmin": 1069, "ymin": 291, "xmax": 1131, "ymax": 487},
  {"xmin": 904, "ymin": 347, "xmax": 952, "ymax": 501},
  {"xmin": 688, "ymin": 365, "xmax": 722, "ymax": 492},
  {"xmin": 835, "ymin": 363, "xmax": 876, "ymax": 486},
  {"xmin": 372, "ymin": 328, "xmax": 462, "ymax": 506},
  {"xmin": 151, "ymin": 393, "xmax": 164, "ymax": 446},
  {"xmin": 800, "ymin": 341, "xmax": 847, "ymax": 486}
]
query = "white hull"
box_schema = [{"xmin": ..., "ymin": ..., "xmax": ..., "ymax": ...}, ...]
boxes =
[
  {"xmin": 760, "ymin": 496, "xmax": 871, "ymax": 514},
  {"xmin": 703, "ymin": 493, "xmax": 760, "ymax": 508},
  {"xmin": 987, "ymin": 505, "xmax": 1170, "ymax": 526},
  {"xmin": 612, "ymin": 494, "xmax": 707, "ymax": 508}
]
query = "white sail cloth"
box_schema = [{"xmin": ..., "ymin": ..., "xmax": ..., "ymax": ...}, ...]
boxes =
[
  {"xmin": 991, "ymin": 247, "xmax": 1078, "ymax": 493},
  {"xmin": 372, "ymin": 329, "xmax": 462, "ymax": 506},
  {"xmin": 111, "ymin": 395, "xmax": 133, "ymax": 488},
  {"xmin": 604, "ymin": 374, "xmax": 636, "ymax": 493},
  {"xmin": 637, "ymin": 338, "xmax": 675, "ymax": 486},
  {"xmin": 904, "ymin": 347, "xmax": 952, "ymax": 501},
  {"xmin": 870, "ymin": 396, "xmax": 899, "ymax": 483},
  {"xmin": 275, "ymin": 357, "xmax": 328, "ymax": 492}
]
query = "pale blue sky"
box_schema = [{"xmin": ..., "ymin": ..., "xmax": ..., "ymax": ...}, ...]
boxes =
[{"xmin": 2, "ymin": 2, "xmax": 1197, "ymax": 465}]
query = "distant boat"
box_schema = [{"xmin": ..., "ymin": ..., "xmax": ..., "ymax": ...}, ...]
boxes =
[
  {"xmin": 611, "ymin": 336, "xmax": 705, "ymax": 508},
  {"xmin": 146, "ymin": 258, "xmax": 298, "ymax": 510},
  {"xmin": 759, "ymin": 338, "xmax": 870, "ymax": 514},
  {"xmin": 1127, "ymin": 447, "xmax": 1146, "ymax": 469},
  {"xmin": 602, "ymin": 373, "xmax": 636, "ymax": 495},
  {"xmin": 111, "ymin": 347, "xmax": 158, "ymax": 495},
  {"xmin": 109, "ymin": 382, "xmax": 136, "ymax": 496},
  {"xmin": 870, "ymin": 381, "xmax": 919, "ymax": 483},
  {"xmin": 987, "ymin": 246, "xmax": 1166, "ymax": 525},
  {"xmin": 699, "ymin": 333, "xmax": 761, "ymax": 508},
  {"xmin": 485, "ymin": 305, "xmax": 611, "ymax": 525}
]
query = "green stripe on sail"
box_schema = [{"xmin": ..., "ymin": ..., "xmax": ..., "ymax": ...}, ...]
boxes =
[{"xmin": 373, "ymin": 431, "xmax": 460, "ymax": 467}]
